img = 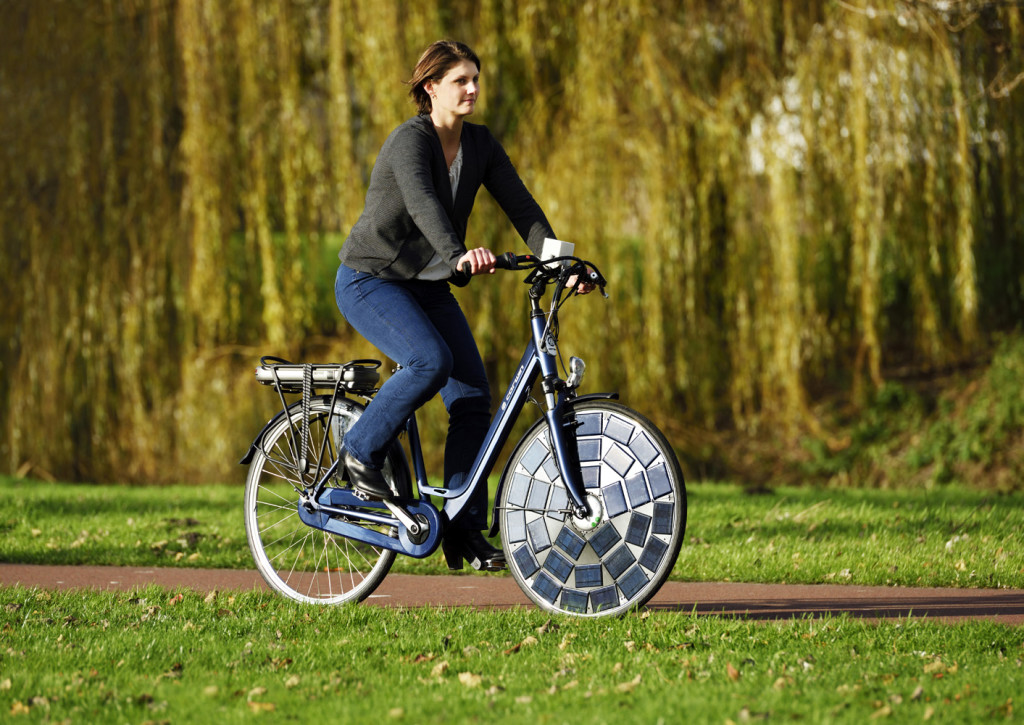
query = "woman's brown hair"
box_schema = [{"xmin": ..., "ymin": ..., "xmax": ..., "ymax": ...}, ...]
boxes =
[{"xmin": 407, "ymin": 40, "xmax": 481, "ymax": 115}]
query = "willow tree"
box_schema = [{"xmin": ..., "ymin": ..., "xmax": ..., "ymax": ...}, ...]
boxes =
[{"xmin": 0, "ymin": 0, "xmax": 1021, "ymax": 483}]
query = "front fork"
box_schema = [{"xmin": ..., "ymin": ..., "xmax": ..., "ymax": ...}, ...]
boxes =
[
  {"xmin": 543, "ymin": 393, "xmax": 590, "ymax": 519},
  {"xmin": 531, "ymin": 303, "xmax": 590, "ymax": 519}
]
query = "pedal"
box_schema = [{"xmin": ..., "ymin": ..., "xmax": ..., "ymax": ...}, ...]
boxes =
[
  {"xmin": 477, "ymin": 559, "xmax": 507, "ymax": 572},
  {"xmin": 353, "ymin": 489, "xmax": 385, "ymax": 502}
]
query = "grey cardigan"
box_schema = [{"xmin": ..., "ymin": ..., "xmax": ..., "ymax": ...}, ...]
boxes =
[{"xmin": 339, "ymin": 114, "xmax": 554, "ymax": 283}]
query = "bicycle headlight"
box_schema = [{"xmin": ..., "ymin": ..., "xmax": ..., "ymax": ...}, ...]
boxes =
[{"xmin": 566, "ymin": 356, "xmax": 585, "ymax": 390}]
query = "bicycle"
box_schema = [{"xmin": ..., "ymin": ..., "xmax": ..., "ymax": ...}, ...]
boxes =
[{"xmin": 240, "ymin": 253, "xmax": 686, "ymax": 617}]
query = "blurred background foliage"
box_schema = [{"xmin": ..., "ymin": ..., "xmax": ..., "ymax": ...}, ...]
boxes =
[{"xmin": 1, "ymin": 0, "xmax": 1022, "ymax": 486}]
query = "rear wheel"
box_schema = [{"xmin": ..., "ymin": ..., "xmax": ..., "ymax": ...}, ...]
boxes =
[
  {"xmin": 244, "ymin": 397, "xmax": 410, "ymax": 604},
  {"xmin": 499, "ymin": 400, "xmax": 685, "ymax": 617}
]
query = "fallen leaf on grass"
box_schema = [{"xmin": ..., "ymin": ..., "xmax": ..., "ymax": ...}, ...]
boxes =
[
  {"xmin": 616, "ymin": 674, "xmax": 642, "ymax": 693},
  {"xmin": 248, "ymin": 702, "xmax": 276, "ymax": 713},
  {"xmin": 726, "ymin": 662, "xmax": 741, "ymax": 682},
  {"xmin": 160, "ymin": 663, "xmax": 183, "ymax": 680},
  {"xmin": 458, "ymin": 672, "xmax": 482, "ymax": 688},
  {"xmin": 990, "ymin": 699, "xmax": 1013, "ymax": 718},
  {"xmin": 430, "ymin": 661, "xmax": 450, "ymax": 678},
  {"xmin": 265, "ymin": 657, "xmax": 293, "ymax": 671},
  {"xmin": 870, "ymin": 704, "xmax": 892, "ymax": 719},
  {"xmin": 504, "ymin": 635, "xmax": 538, "ymax": 655},
  {"xmin": 536, "ymin": 619, "xmax": 558, "ymax": 635}
]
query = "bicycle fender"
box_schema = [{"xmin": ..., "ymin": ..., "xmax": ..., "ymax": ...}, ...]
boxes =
[
  {"xmin": 487, "ymin": 391, "xmax": 619, "ymax": 538},
  {"xmin": 239, "ymin": 397, "xmax": 365, "ymax": 465},
  {"xmin": 240, "ymin": 408, "xmax": 294, "ymax": 465},
  {"xmin": 565, "ymin": 391, "xmax": 619, "ymax": 405}
]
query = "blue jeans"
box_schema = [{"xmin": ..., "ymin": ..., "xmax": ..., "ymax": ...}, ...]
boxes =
[{"xmin": 335, "ymin": 263, "xmax": 492, "ymax": 530}]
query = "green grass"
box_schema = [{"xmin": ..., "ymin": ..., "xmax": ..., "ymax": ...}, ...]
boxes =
[
  {"xmin": 800, "ymin": 334, "xmax": 1024, "ymax": 490},
  {"xmin": 3, "ymin": 478, "xmax": 1023, "ymax": 722},
  {"xmin": 1, "ymin": 587, "xmax": 1022, "ymax": 723},
  {"xmin": 2, "ymin": 477, "xmax": 1024, "ymax": 589},
  {"xmin": 678, "ymin": 485, "xmax": 1024, "ymax": 590}
]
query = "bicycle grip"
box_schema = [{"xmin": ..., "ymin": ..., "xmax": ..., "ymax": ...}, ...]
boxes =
[
  {"xmin": 494, "ymin": 252, "xmax": 518, "ymax": 270},
  {"xmin": 460, "ymin": 253, "xmax": 518, "ymax": 274}
]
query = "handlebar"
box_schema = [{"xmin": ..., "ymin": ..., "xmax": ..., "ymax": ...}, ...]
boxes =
[{"xmin": 457, "ymin": 252, "xmax": 607, "ymax": 298}]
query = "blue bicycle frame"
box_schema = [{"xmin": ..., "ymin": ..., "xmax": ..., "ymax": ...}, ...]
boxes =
[{"xmin": 293, "ymin": 285, "xmax": 594, "ymax": 559}]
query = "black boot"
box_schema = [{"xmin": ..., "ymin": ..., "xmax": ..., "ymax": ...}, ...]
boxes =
[
  {"xmin": 342, "ymin": 451, "xmax": 392, "ymax": 500},
  {"xmin": 441, "ymin": 530, "xmax": 506, "ymax": 571}
]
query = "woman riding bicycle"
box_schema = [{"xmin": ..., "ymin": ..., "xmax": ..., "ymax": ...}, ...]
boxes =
[{"xmin": 335, "ymin": 40, "xmax": 591, "ymax": 572}]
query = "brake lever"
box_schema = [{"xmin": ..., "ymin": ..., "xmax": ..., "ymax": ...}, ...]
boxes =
[
  {"xmin": 566, "ymin": 261, "xmax": 609, "ymax": 298},
  {"xmin": 586, "ymin": 265, "xmax": 609, "ymax": 298}
]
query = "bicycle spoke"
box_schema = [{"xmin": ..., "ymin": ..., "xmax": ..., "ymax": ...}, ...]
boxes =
[{"xmin": 245, "ymin": 398, "xmax": 401, "ymax": 605}]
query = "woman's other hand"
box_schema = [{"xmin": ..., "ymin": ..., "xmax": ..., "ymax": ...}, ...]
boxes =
[
  {"xmin": 567, "ymin": 274, "xmax": 596, "ymax": 295},
  {"xmin": 457, "ymin": 247, "xmax": 497, "ymax": 275}
]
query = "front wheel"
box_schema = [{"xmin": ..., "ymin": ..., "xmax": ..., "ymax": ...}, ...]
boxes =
[{"xmin": 499, "ymin": 400, "xmax": 686, "ymax": 617}]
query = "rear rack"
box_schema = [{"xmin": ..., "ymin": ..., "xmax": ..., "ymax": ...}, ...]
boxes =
[{"xmin": 254, "ymin": 356, "xmax": 381, "ymax": 395}]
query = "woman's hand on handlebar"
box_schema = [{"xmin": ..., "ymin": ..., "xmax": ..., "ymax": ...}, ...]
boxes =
[
  {"xmin": 457, "ymin": 247, "xmax": 497, "ymax": 276},
  {"xmin": 567, "ymin": 274, "xmax": 596, "ymax": 295}
]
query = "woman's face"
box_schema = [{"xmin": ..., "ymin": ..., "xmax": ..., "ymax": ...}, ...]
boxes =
[{"xmin": 426, "ymin": 59, "xmax": 480, "ymax": 119}]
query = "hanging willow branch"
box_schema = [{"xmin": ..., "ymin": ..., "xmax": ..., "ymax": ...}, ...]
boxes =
[{"xmin": 0, "ymin": 0, "xmax": 1021, "ymax": 482}]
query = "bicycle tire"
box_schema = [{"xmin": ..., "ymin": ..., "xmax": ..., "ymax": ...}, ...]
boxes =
[
  {"xmin": 499, "ymin": 400, "xmax": 685, "ymax": 616},
  {"xmin": 244, "ymin": 397, "xmax": 410, "ymax": 605}
]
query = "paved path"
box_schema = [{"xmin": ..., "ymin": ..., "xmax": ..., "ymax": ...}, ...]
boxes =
[{"xmin": 2, "ymin": 564, "xmax": 1023, "ymax": 624}]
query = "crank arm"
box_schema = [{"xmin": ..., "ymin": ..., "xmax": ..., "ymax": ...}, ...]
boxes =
[{"xmin": 383, "ymin": 499, "xmax": 422, "ymax": 536}]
